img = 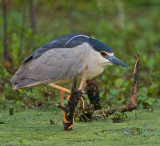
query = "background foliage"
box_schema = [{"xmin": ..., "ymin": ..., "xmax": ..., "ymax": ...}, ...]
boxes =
[{"xmin": 0, "ymin": 0, "xmax": 160, "ymax": 110}]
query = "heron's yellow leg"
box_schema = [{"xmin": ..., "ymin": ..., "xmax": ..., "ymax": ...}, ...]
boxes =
[
  {"xmin": 81, "ymin": 97, "xmax": 85, "ymax": 109},
  {"xmin": 50, "ymin": 83, "xmax": 71, "ymax": 94},
  {"xmin": 59, "ymin": 90, "xmax": 69, "ymax": 123}
]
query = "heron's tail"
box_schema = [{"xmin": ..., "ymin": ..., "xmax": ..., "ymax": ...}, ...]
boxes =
[
  {"xmin": 11, "ymin": 78, "xmax": 38, "ymax": 90},
  {"xmin": 10, "ymin": 61, "xmax": 40, "ymax": 89}
]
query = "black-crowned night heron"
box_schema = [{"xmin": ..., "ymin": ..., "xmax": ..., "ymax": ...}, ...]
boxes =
[
  {"xmin": 11, "ymin": 33, "xmax": 127, "ymax": 124},
  {"xmin": 11, "ymin": 33, "xmax": 127, "ymax": 89}
]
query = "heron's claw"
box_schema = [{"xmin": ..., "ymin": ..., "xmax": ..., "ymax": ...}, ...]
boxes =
[{"xmin": 66, "ymin": 95, "xmax": 70, "ymax": 101}]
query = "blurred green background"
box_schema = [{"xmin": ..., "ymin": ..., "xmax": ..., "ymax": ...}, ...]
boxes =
[{"xmin": 0, "ymin": 0, "xmax": 160, "ymax": 110}]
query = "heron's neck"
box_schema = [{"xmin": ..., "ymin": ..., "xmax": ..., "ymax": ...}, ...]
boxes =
[{"xmin": 83, "ymin": 46, "xmax": 105, "ymax": 80}]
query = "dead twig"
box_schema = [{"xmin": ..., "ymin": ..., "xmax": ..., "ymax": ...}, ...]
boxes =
[
  {"xmin": 56, "ymin": 73, "xmax": 83, "ymax": 130},
  {"xmin": 55, "ymin": 66, "xmax": 88, "ymax": 130},
  {"xmin": 106, "ymin": 54, "xmax": 139, "ymax": 114},
  {"xmin": 79, "ymin": 65, "xmax": 88, "ymax": 90}
]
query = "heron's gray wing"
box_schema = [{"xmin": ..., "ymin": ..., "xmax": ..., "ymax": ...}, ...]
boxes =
[
  {"xmin": 23, "ymin": 33, "xmax": 90, "ymax": 62},
  {"xmin": 11, "ymin": 43, "xmax": 89, "ymax": 89}
]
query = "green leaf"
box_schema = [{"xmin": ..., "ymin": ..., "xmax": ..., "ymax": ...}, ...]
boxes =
[{"xmin": 75, "ymin": 117, "xmax": 80, "ymax": 122}]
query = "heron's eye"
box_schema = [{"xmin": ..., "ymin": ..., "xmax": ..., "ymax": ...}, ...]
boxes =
[{"xmin": 100, "ymin": 52, "xmax": 106, "ymax": 57}]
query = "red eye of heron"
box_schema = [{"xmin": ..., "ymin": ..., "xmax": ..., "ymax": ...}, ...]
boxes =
[{"xmin": 100, "ymin": 52, "xmax": 106, "ymax": 57}]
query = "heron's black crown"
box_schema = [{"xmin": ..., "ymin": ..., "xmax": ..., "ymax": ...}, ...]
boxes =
[{"xmin": 24, "ymin": 33, "xmax": 113, "ymax": 62}]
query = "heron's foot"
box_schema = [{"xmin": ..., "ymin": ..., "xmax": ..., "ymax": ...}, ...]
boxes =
[
  {"xmin": 63, "ymin": 118, "xmax": 74, "ymax": 130},
  {"xmin": 76, "ymin": 87, "xmax": 85, "ymax": 109},
  {"xmin": 68, "ymin": 118, "xmax": 74, "ymax": 129}
]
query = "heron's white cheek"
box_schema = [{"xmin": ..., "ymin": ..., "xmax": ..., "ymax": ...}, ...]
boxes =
[{"xmin": 96, "ymin": 54, "xmax": 111, "ymax": 66}]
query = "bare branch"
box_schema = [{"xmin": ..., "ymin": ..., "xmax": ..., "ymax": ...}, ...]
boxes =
[{"xmin": 79, "ymin": 65, "xmax": 88, "ymax": 90}]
